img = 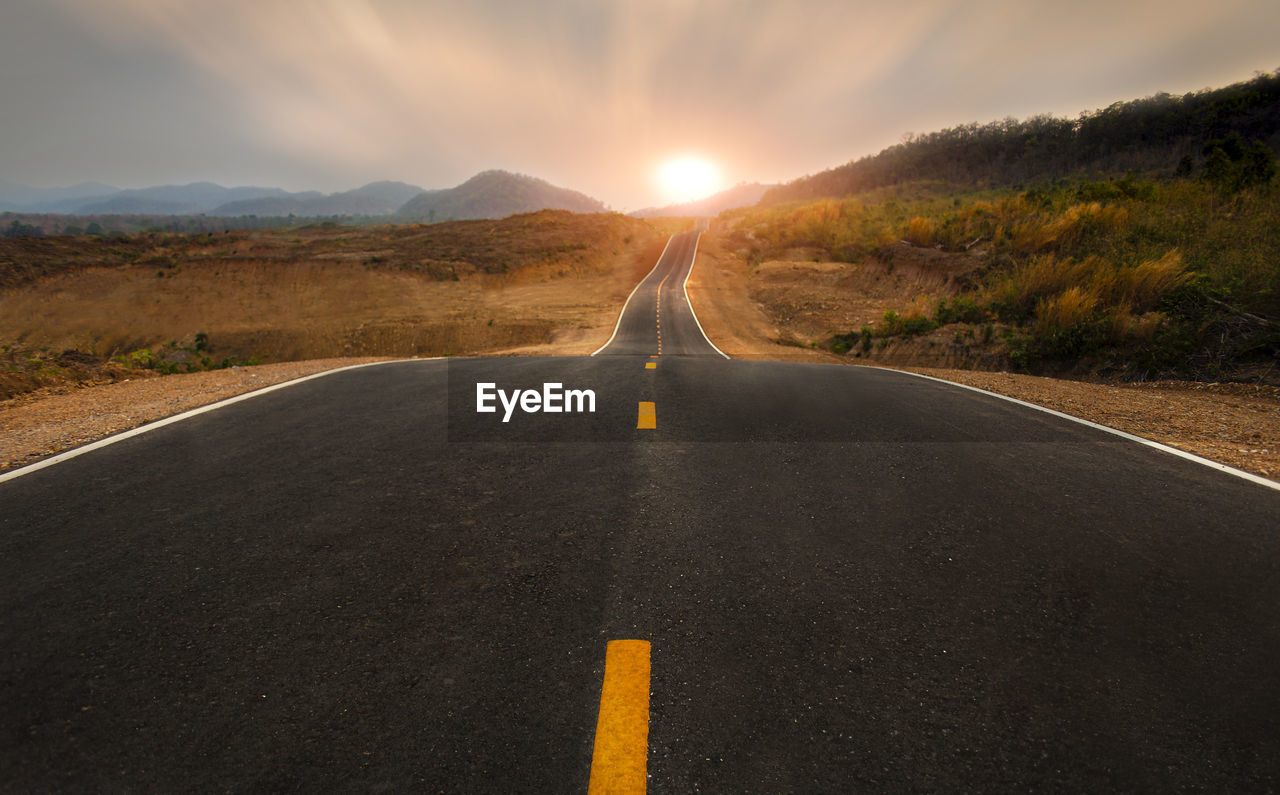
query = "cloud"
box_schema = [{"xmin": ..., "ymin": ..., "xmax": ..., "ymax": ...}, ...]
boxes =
[{"xmin": 44, "ymin": 0, "xmax": 968, "ymax": 201}]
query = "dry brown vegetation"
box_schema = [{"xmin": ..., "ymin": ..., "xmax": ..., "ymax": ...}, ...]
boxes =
[{"xmin": 0, "ymin": 211, "xmax": 684, "ymax": 398}]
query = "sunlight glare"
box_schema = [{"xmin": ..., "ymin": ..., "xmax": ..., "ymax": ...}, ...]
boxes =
[{"xmin": 656, "ymin": 157, "xmax": 722, "ymax": 204}]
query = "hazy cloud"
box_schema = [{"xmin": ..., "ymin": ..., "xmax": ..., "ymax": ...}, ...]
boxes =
[{"xmin": 3, "ymin": 0, "xmax": 1278, "ymax": 208}]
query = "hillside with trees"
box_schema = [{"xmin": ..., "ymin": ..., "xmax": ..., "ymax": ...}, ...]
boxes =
[{"xmin": 764, "ymin": 70, "xmax": 1280, "ymax": 203}]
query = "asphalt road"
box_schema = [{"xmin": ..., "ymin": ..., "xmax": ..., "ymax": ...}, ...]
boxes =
[
  {"xmin": 591, "ymin": 230, "xmax": 726, "ymax": 358},
  {"xmin": 3, "ymin": 232, "xmax": 1279, "ymax": 791}
]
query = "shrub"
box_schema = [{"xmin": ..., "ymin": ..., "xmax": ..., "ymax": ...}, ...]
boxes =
[
  {"xmin": 933, "ymin": 296, "xmax": 986, "ymax": 325},
  {"xmin": 878, "ymin": 308, "xmax": 936, "ymax": 337}
]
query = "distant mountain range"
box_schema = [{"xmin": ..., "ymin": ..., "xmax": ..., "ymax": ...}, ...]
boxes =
[
  {"xmin": 211, "ymin": 181, "xmax": 427, "ymax": 217},
  {"xmin": 629, "ymin": 182, "xmax": 775, "ymax": 218},
  {"xmin": 0, "ymin": 171, "xmax": 605, "ymax": 220},
  {"xmin": 0, "ymin": 180, "xmax": 122, "ymax": 213}
]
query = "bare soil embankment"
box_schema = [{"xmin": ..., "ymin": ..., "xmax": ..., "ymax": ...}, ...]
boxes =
[{"xmin": 686, "ymin": 219, "xmax": 1279, "ymax": 483}]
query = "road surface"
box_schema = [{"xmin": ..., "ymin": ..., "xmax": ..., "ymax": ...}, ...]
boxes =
[{"xmin": 3, "ymin": 231, "xmax": 1279, "ymax": 790}]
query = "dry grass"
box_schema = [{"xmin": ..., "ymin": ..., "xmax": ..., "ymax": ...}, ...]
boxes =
[
  {"xmin": 1009, "ymin": 201, "xmax": 1129, "ymax": 254},
  {"xmin": 990, "ymin": 251, "xmax": 1189, "ymax": 330},
  {"xmin": 903, "ymin": 216, "xmax": 937, "ymax": 247},
  {"xmin": 1033, "ymin": 286, "xmax": 1098, "ymax": 338}
]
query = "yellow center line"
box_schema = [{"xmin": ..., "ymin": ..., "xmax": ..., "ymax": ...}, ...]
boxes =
[
  {"xmin": 588, "ymin": 640, "xmax": 651, "ymax": 794},
  {"xmin": 636, "ymin": 402, "xmax": 656, "ymax": 429},
  {"xmin": 645, "ymin": 362, "xmax": 656, "ymax": 370},
  {"xmin": 654, "ymin": 274, "xmax": 668, "ymax": 358}
]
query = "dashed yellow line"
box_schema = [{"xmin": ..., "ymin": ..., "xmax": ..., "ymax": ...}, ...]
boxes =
[
  {"xmin": 636, "ymin": 402, "xmax": 656, "ymax": 429},
  {"xmin": 588, "ymin": 640, "xmax": 651, "ymax": 794},
  {"xmin": 644, "ymin": 362, "xmax": 656, "ymax": 370},
  {"xmin": 655, "ymin": 274, "xmax": 668, "ymax": 357}
]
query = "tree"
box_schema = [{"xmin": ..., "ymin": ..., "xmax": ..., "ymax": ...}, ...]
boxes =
[
  {"xmin": 1203, "ymin": 131, "xmax": 1246, "ymax": 161},
  {"xmin": 4, "ymin": 220, "xmax": 43, "ymax": 237},
  {"xmin": 1239, "ymin": 141, "xmax": 1278, "ymax": 189},
  {"xmin": 1202, "ymin": 146, "xmax": 1234, "ymax": 189},
  {"xmin": 1202, "ymin": 138, "xmax": 1277, "ymax": 191}
]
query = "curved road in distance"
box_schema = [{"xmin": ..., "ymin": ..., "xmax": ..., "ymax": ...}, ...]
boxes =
[
  {"xmin": 592, "ymin": 230, "xmax": 727, "ymax": 358},
  {"xmin": 3, "ymin": 232, "xmax": 1279, "ymax": 791}
]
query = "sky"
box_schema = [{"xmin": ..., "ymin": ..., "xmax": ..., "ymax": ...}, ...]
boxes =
[{"xmin": 2, "ymin": 0, "xmax": 1279, "ymax": 211}]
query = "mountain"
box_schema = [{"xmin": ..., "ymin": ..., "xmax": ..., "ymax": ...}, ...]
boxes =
[
  {"xmin": 210, "ymin": 180, "xmax": 428, "ymax": 216},
  {"xmin": 763, "ymin": 70, "xmax": 1280, "ymax": 204},
  {"xmin": 75, "ymin": 196, "xmax": 206, "ymax": 215},
  {"xmin": 397, "ymin": 170, "xmax": 605, "ymax": 222},
  {"xmin": 207, "ymin": 192, "xmax": 324, "ymax": 217},
  {"xmin": 0, "ymin": 181, "xmax": 120, "ymax": 213},
  {"xmin": 343, "ymin": 180, "xmax": 427, "ymax": 207},
  {"xmin": 630, "ymin": 182, "xmax": 775, "ymax": 218}
]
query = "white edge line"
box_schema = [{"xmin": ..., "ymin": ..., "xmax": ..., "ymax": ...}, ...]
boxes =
[
  {"xmin": 681, "ymin": 231, "xmax": 731, "ymax": 360},
  {"xmin": 590, "ymin": 234, "xmax": 676, "ymax": 356},
  {"xmin": 0, "ymin": 359, "xmax": 432, "ymax": 485},
  {"xmin": 871, "ymin": 365, "xmax": 1280, "ymax": 493}
]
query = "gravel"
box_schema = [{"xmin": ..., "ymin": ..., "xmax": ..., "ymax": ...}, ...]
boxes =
[
  {"xmin": 890, "ymin": 366, "xmax": 1279, "ymax": 484},
  {"xmin": 0, "ymin": 358, "xmax": 395, "ymax": 473}
]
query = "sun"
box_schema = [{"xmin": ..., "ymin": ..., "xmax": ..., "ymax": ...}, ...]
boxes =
[{"xmin": 656, "ymin": 156, "xmax": 722, "ymax": 204}]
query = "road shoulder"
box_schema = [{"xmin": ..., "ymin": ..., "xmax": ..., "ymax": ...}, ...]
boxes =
[{"xmin": 1, "ymin": 357, "xmax": 395, "ymax": 473}]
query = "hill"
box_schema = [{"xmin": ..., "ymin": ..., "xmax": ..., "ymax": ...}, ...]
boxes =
[
  {"xmin": 764, "ymin": 70, "xmax": 1280, "ymax": 204},
  {"xmin": 630, "ymin": 182, "xmax": 775, "ymax": 218},
  {"xmin": 397, "ymin": 170, "xmax": 605, "ymax": 222}
]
